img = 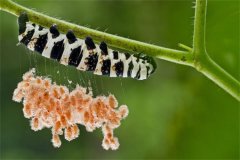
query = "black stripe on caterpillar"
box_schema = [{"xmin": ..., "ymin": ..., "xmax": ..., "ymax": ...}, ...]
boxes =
[{"xmin": 18, "ymin": 13, "xmax": 156, "ymax": 80}]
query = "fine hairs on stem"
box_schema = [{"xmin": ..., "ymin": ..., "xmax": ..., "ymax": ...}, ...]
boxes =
[{"xmin": 0, "ymin": 0, "xmax": 239, "ymax": 101}]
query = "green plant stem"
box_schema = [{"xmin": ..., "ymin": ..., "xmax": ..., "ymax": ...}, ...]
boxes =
[
  {"xmin": 193, "ymin": 0, "xmax": 207, "ymax": 55},
  {"xmin": 0, "ymin": 0, "xmax": 239, "ymax": 101},
  {"xmin": 200, "ymin": 55, "xmax": 240, "ymax": 101},
  {"xmin": 0, "ymin": 0, "xmax": 194, "ymax": 66},
  {"xmin": 192, "ymin": 0, "xmax": 240, "ymax": 100}
]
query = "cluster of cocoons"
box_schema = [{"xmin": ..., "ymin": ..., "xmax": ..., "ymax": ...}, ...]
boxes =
[{"xmin": 12, "ymin": 68, "xmax": 129, "ymax": 150}]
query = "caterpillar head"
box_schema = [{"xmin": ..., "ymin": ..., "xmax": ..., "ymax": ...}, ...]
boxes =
[
  {"xmin": 146, "ymin": 56, "xmax": 157, "ymax": 75},
  {"xmin": 137, "ymin": 53, "xmax": 157, "ymax": 76}
]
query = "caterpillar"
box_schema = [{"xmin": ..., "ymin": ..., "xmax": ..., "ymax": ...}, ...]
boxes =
[{"xmin": 18, "ymin": 13, "xmax": 156, "ymax": 80}]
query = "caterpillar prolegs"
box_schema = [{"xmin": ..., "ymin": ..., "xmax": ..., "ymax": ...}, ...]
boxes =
[{"xmin": 18, "ymin": 13, "xmax": 156, "ymax": 80}]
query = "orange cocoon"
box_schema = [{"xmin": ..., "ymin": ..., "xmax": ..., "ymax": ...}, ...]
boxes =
[{"xmin": 12, "ymin": 68, "xmax": 129, "ymax": 150}]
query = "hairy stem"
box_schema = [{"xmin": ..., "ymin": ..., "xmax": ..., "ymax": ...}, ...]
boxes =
[
  {"xmin": 0, "ymin": 0, "xmax": 239, "ymax": 101},
  {"xmin": 192, "ymin": 0, "xmax": 240, "ymax": 101},
  {"xmin": 200, "ymin": 55, "xmax": 240, "ymax": 100},
  {"xmin": 0, "ymin": 0, "xmax": 194, "ymax": 66},
  {"xmin": 193, "ymin": 0, "xmax": 207, "ymax": 55}
]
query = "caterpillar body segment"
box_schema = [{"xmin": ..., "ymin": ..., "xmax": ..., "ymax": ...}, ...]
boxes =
[{"xmin": 18, "ymin": 13, "xmax": 156, "ymax": 80}]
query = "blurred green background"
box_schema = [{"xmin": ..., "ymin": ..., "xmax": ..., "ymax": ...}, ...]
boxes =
[{"xmin": 0, "ymin": 0, "xmax": 239, "ymax": 159}]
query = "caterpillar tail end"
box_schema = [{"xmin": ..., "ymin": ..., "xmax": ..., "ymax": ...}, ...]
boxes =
[{"xmin": 18, "ymin": 12, "xmax": 29, "ymax": 34}]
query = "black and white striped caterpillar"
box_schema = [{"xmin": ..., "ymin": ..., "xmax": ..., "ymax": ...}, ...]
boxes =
[{"xmin": 18, "ymin": 13, "xmax": 156, "ymax": 80}]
